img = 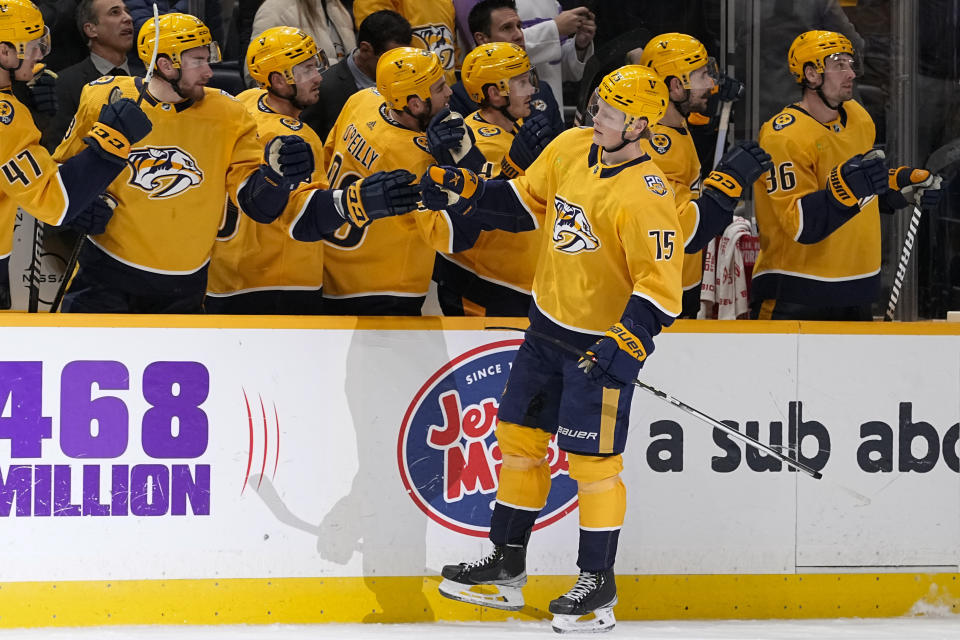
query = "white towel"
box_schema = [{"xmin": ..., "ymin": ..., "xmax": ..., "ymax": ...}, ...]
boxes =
[{"xmin": 698, "ymin": 216, "xmax": 752, "ymax": 320}]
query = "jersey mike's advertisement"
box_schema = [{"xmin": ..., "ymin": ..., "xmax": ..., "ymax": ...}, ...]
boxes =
[{"xmin": 0, "ymin": 320, "xmax": 957, "ymax": 585}]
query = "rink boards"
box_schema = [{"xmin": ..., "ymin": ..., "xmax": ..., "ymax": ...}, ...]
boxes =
[{"xmin": 0, "ymin": 315, "xmax": 958, "ymax": 627}]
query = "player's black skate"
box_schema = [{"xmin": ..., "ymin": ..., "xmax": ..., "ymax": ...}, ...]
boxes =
[
  {"xmin": 548, "ymin": 569, "xmax": 618, "ymax": 633},
  {"xmin": 438, "ymin": 543, "xmax": 527, "ymax": 610}
]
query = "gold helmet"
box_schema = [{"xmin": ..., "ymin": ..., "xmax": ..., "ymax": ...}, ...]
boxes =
[
  {"xmin": 788, "ymin": 30, "xmax": 855, "ymax": 83},
  {"xmin": 0, "ymin": 0, "xmax": 49, "ymax": 60},
  {"xmin": 590, "ymin": 65, "xmax": 669, "ymax": 132},
  {"xmin": 137, "ymin": 12, "xmax": 221, "ymax": 68},
  {"xmin": 247, "ymin": 26, "xmax": 327, "ymax": 87},
  {"xmin": 376, "ymin": 46, "xmax": 444, "ymax": 110},
  {"xmin": 638, "ymin": 32, "xmax": 716, "ymax": 89},
  {"xmin": 461, "ymin": 42, "xmax": 532, "ymax": 104}
]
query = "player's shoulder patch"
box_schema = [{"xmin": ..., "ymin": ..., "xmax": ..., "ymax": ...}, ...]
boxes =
[
  {"xmin": 0, "ymin": 99, "xmax": 14, "ymax": 125},
  {"xmin": 650, "ymin": 131, "xmax": 672, "ymax": 154},
  {"xmin": 413, "ymin": 135, "xmax": 430, "ymax": 154},
  {"xmin": 772, "ymin": 112, "xmax": 796, "ymax": 131},
  {"xmin": 644, "ymin": 174, "xmax": 669, "ymax": 196},
  {"xmin": 476, "ymin": 126, "xmax": 500, "ymax": 137},
  {"xmin": 87, "ymin": 75, "xmax": 116, "ymax": 86},
  {"xmin": 280, "ymin": 117, "xmax": 303, "ymax": 131}
]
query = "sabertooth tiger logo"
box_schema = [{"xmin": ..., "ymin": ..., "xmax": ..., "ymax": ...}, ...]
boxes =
[
  {"xmin": 126, "ymin": 147, "xmax": 203, "ymax": 198},
  {"xmin": 411, "ymin": 23, "xmax": 455, "ymax": 69},
  {"xmin": 552, "ymin": 196, "xmax": 600, "ymax": 254}
]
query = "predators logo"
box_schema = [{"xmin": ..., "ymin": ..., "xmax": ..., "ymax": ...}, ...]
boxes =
[
  {"xmin": 772, "ymin": 113, "xmax": 795, "ymax": 131},
  {"xmin": 411, "ymin": 23, "xmax": 455, "ymax": 69},
  {"xmin": 650, "ymin": 132, "xmax": 671, "ymax": 154},
  {"xmin": 126, "ymin": 147, "xmax": 204, "ymax": 198},
  {"xmin": 552, "ymin": 196, "xmax": 600, "ymax": 254},
  {"xmin": 0, "ymin": 100, "xmax": 13, "ymax": 125}
]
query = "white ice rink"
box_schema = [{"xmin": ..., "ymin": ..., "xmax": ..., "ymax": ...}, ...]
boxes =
[{"xmin": 1, "ymin": 618, "xmax": 959, "ymax": 640}]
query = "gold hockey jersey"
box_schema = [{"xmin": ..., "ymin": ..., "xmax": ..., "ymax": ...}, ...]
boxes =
[
  {"xmin": 0, "ymin": 87, "xmax": 71, "ymax": 258},
  {"xmin": 438, "ymin": 110, "xmax": 543, "ymax": 301},
  {"xmin": 641, "ymin": 123, "xmax": 702, "ymax": 292},
  {"xmin": 207, "ymin": 90, "xmax": 328, "ymax": 296},
  {"xmin": 321, "ymin": 87, "xmax": 460, "ymax": 300},
  {"xmin": 511, "ymin": 127, "xmax": 683, "ymax": 334},
  {"xmin": 53, "ymin": 76, "xmax": 263, "ymax": 275},
  {"xmin": 353, "ymin": 0, "xmax": 459, "ymax": 84},
  {"xmin": 752, "ymin": 101, "xmax": 879, "ymax": 305}
]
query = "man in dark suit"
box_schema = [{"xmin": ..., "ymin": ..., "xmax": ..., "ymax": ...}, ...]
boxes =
[
  {"xmin": 42, "ymin": 0, "xmax": 134, "ymax": 151},
  {"xmin": 300, "ymin": 10, "xmax": 412, "ymax": 143}
]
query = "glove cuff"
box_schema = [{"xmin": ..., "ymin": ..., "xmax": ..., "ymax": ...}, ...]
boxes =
[
  {"xmin": 85, "ymin": 122, "xmax": 131, "ymax": 162},
  {"xmin": 605, "ymin": 321, "xmax": 651, "ymax": 364},
  {"xmin": 500, "ymin": 154, "xmax": 522, "ymax": 179},
  {"xmin": 341, "ymin": 181, "xmax": 370, "ymax": 229},
  {"xmin": 827, "ymin": 164, "xmax": 859, "ymax": 209},
  {"xmin": 704, "ymin": 170, "xmax": 742, "ymax": 199}
]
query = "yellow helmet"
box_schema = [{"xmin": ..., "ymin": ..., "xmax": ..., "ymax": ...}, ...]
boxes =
[
  {"xmin": 376, "ymin": 46, "xmax": 445, "ymax": 110},
  {"xmin": 591, "ymin": 65, "xmax": 669, "ymax": 131},
  {"xmin": 0, "ymin": 0, "xmax": 49, "ymax": 60},
  {"xmin": 788, "ymin": 30, "xmax": 855, "ymax": 83},
  {"xmin": 247, "ymin": 26, "xmax": 326, "ymax": 87},
  {"xmin": 461, "ymin": 42, "xmax": 531, "ymax": 104},
  {"xmin": 137, "ymin": 12, "xmax": 221, "ymax": 68},
  {"xmin": 638, "ymin": 33, "xmax": 715, "ymax": 89}
]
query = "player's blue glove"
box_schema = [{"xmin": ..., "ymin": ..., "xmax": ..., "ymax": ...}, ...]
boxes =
[
  {"xmin": 426, "ymin": 107, "xmax": 490, "ymax": 175},
  {"xmin": 67, "ymin": 193, "xmax": 117, "ymax": 235},
  {"xmin": 262, "ymin": 135, "xmax": 313, "ymax": 189},
  {"xmin": 826, "ymin": 149, "xmax": 888, "ymax": 209},
  {"xmin": 500, "ymin": 112, "xmax": 556, "ymax": 178},
  {"xmin": 702, "ymin": 140, "xmax": 773, "ymax": 211},
  {"xmin": 338, "ymin": 169, "xmax": 420, "ymax": 229},
  {"xmin": 27, "ymin": 66, "xmax": 58, "ymax": 117},
  {"xmin": 420, "ymin": 165, "xmax": 485, "ymax": 216},
  {"xmin": 84, "ymin": 97, "xmax": 153, "ymax": 164},
  {"xmin": 578, "ymin": 318, "xmax": 654, "ymax": 389},
  {"xmin": 884, "ymin": 166, "xmax": 943, "ymax": 211}
]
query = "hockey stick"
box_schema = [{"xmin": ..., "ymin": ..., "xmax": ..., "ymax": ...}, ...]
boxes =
[
  {"xmin": 884, "ymin": 204, "xmax": 922, "ymax": 321},
  {"xmin": 51, "ymin": 4, "xmax": 160, "ymax": 313},
  {"xmin": 711, "ymin": 100, "xmax": 733, "ymax": 169},
  {"xmin": 486, "ymin": 325, "xmax": 872, "ymax": 505},
  {"xmin": 26, "ymin": 215, "xmax": 43, "ymax": 312}
]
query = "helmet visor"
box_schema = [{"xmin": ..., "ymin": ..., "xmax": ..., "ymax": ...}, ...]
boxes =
[
  {"xmin": 687, "ymin": 56, "xmax": 719, "ymax": 90},
  {"xmin": 823, "ymin": 52, "xmax": 858, "ymax": 76},
  {"xmin": 586, "ymin": 89, "xmax": 630, "ymax": 131},
  {"xmin": 23, "ymin": 26, "xmax": 51, "ymax": 59},
  {"xmin": 507, "ymin": 68, "xmax": 538, "ymax": 98},
  {"xmin": 292, "ymin": 54, "xmax": 327, "ymax": 84},
  {"xmin": 181, "ymin": 41, "xmax": 222, "ymax": 68}
]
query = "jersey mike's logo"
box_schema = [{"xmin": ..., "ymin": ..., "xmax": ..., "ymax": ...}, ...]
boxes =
[
  {"xmin": 127, "ymin": 146, "xmax": 204, "ymax": 198},
  {"xmin": 552, "ymin": 195, "xmax": 600, "ymax": 253},
  {"xmin": 398, "ymin": 341, "xmax": 577, "ymax": 537},
  {"xmin": 412, "ymin": 23, "xmax": 455, "ymax": 70}
]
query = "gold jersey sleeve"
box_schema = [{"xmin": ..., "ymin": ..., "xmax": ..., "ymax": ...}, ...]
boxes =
[
  {"xmin": 207, "ymin": 90, "xmax": 330, "ymax": 296},
  {"xmin": 642, "ymin": 123, "xmax": 703, "ymax": 291},
  {"xmin": 440, "ymin": 111, "xmax": 543, "ymax": 294},
  {"xmin": 752, "ymin": 102, "xmax": 880, "ymax": 284},
  {"xmin": 0, "ymin": 90, "xmax": 70, "ymax": 257},
  {"xmin": 320, "ymin": 87, "xmax": 456, "ymax": 298},
  {"xmin": 353, "ymin": 0, "xmax": 459, "ymax": 83},
  {"xmin": 513, "ymin": 127, "xmax": 683, "ymax": 333},
  {"xmin": 53, "ymin": 77, "xmax": 263, "ymax": 274}
]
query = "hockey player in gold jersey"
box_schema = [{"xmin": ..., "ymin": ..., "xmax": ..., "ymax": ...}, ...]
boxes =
[
  {"xmin": 426, "ymin": 66, "xmax": 681, "ymax": 633},
  {"xmin": 751, "ymin": 31, "xmax": 941, "ymax": 320},
  {"xmin": 52, "ymin": 13, "xmax": 317, "ymax": 313},
  {"xmin": 0, "ymin": 0, "xmax": 152, "ymax": 308},
  {"xmin": 433, "ymin": 41, "xmax": 558, "ymax": 316},
  {"xmin": 321, "ymin": 46, "xmax": 480, "ymax": 315},
  {"xmin": 206, "ymin": 27, "xmax": 419, "ymax": 315},
  {"xmin": 638, "ymin": 32, "xmax": 771, "ymax": 317}
]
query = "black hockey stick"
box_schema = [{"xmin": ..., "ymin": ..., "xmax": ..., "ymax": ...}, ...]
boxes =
[
  {"xmin": 486, "ymin": 325, "xmax": 872, "ymax": 505},
  {"xmin": 26, "ymin": 216, "xmax": 43, "ymax": 312}
]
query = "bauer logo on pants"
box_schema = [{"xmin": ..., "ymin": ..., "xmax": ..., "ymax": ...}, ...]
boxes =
[{"xmin": 398, "ymin": 340, "xmax": 578, "ymax": 537}]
